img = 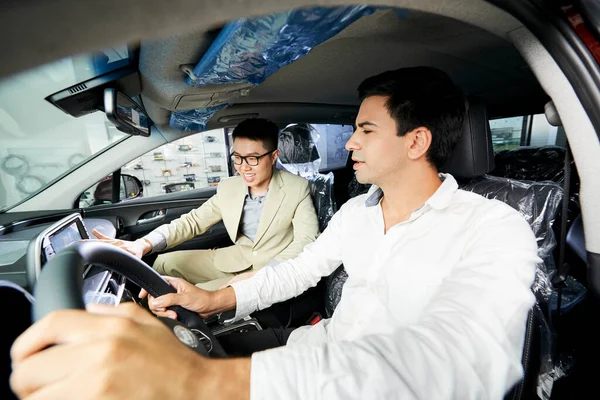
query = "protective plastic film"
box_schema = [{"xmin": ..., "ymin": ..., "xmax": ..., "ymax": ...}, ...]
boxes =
[
  {"xmin": 169, "ymin": 105, "xmax": 228, "ymax": 132},
  {"xmin": 308, "ymin": 172, "xmax": 336, "ymax": 232},
  {"xmin": 277, "ymin": 123, "xmax": 322, "ymax": 175},
  {"xmin": 462, "ymin": 175, "xmax": 562, "ymax": 302},
  {"xmin": 461, "ymin": 174, "xmax": 586, "ymax": 399},
  {"xmin": 461, "ymin": 175, "xmax": 562, "ymax": 265},
  {"xmin": 185, "ymin": 6, "xmax": 376, "ymax": 86},
  {"xmin": 325, "ymin": 265, "xmax": 348, "ymax": 318},
  {"xmin": 276, "ymin": 123, "xmax": 336, "ymax": 231},
  {"xmin": 348, "ymin": 172, "xmax": 371, "ymax": 198},
  {"xmin": 492, "ymin": 146, "xmax": 567, "ymax": 182},
  {"xmin": 491, "ymin": 145, "xmax": 581, "ymax": 227}
]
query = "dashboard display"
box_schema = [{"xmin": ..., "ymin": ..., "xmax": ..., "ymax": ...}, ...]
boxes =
[
  {"xmin": 49, "ymin": 222, "xmax": 82, "ymax": 252},
  {"xmin": 32, "ymin": 213, "xmax": 127, "ymax": 310}
]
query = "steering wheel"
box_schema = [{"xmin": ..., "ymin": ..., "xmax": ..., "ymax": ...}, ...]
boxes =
[{"xmin": 32, "ymin": 241, "xmax": 227, "ymax": 358}]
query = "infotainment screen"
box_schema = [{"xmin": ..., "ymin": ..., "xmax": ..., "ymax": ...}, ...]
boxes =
[
  {"xmin": 41, "ymin": 215, "xmax": 88, "ymax": 264},
  {"xmin": 49, "ymin": 222, "xmax": 83, "ymax": 252}
]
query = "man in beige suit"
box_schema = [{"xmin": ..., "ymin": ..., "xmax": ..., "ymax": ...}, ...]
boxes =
[{"xmin": 92, "ymin": 118, "xmax": 319, "ymax": 290}]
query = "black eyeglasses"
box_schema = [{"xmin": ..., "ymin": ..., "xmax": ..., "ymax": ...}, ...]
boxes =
[{"xmin": 231, "ymin": 150, "xmax": 275, "ymax": 166}]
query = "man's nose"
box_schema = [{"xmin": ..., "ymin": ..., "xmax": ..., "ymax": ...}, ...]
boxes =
[{"xmin": 345, "ymin": 130, "xmax": 360, "ymax": 151}]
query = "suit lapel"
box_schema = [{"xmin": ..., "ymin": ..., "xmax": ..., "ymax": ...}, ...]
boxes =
[
  {"xmin": 253, "ymin": 169, "xmax": 285, "ymax": 246},
  {"xmin": 223, "ymin": 178, "xmax": 246, "ymax": 242}
]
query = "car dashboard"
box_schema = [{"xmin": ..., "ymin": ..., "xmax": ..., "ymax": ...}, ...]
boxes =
[
  {"xmin": 0, "ymin": 212, "xmax": 131, "ymax": 306},
  {"xmin": 1, "ymin": 211, "xmax": 262, "ymax": 341}
]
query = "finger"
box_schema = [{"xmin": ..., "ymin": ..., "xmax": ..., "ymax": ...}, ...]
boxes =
[
  {"xmin": 91, "ymin": 229, "xmax": 110, "ymax": 239},
  {"xmin": 11, "ymin": 340, "xmax": 108, "ymax": 398},
  {"xmin": 11, "ymin": 307, "xmax": 148, "ymax": 364},
  {"xmin": 139, "ymin": 288, "xmax": 148, "ymax": 298},
  {"xmin": 162, "ymin": 276, "xmax": 187, "ymax": 290},
  {"xmin": 86, "ymin": 303, "xmax": 159, "ymax": 327},
  {"xmin": 150, "ymin": 293, "xmax": 183, "ymax": 309},
  {"xmin": 11, "ymin": 310, "xmax": 89, "ymax": 364},
  {"xmin": 11, "ymin": 376, "xmax": 66, "ymax": 400},
  {"xmin": 153, "ymin": 309, "xmax": 178, "ymax": 320}
]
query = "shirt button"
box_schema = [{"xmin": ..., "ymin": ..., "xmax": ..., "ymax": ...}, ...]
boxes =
[{"xmin": 252, "ymin": 251, "xmax": 258, "ymax": 256}]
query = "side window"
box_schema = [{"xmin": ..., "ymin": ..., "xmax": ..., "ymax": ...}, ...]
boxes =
[
  {"xmin": 311, "ymin": 124, "xmax": 354, "ymax": 171},
  {"xmin": 489, "ymin": 116, "xmax": 526, "ymax": 152},
  {"xmin": 79, "ymin": 129, "xmax": 231, "ymax": 208},
  {"xmin": 268, "ymin": 123, "xmax": 353, "ymax": 172},
  {"xmin": 490, "ymin": 113, "xmax": 567, "ymax": 153}
]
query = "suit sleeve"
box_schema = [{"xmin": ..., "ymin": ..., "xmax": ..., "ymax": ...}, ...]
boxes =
[
  {"xmin": 274, "ymin": 179, "xmax": 319, "ymax": 261},
  {"xmin": 145, "ymin": 184, "xmax": 224, "ymax": 251}
]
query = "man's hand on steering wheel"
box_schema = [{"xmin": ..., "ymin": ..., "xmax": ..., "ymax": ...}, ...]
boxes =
[
  {"xmin": 140, "ymin": 276, "xmax": 219, "ymax": 319},
  {"xmin": 10, "ymin": 303, "xmax": 250, "ymax": 400}
]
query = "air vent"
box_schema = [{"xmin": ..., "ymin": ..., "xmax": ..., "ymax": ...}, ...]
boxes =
[
  {"xmin": 76, "ymin": 94, "xmax": 95, "ymax": 104},
  {"xmin": 68, "ymin": 83, "xmax": 88, "ymax": 94}
]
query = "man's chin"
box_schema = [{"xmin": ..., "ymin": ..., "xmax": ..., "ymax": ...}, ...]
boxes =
[{"xmin": 355, "ymin": 171, "xmax": 372, "ymax": 185}]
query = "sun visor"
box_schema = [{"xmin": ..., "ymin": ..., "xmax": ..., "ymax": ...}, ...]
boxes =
[{"xmin": 169, "ymin": 5, "xmax": 378, "ymax": 131}]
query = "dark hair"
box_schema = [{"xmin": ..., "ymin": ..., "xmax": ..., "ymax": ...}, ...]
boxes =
[
  {"xmin": 232, "ymin": 118, "xmax": 279, "ymax": 151},
  {"xmin": 357, "ymin": 66, "xmax": 466, "ymax": 168}
]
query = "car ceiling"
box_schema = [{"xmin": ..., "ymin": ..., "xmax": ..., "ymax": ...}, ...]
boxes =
[
  {"xmin": 0, "ymin": 0, "xmax": 547, "ymax": 132},
  {"xmin": 138, "ymin": 8, "xmax": 547, "ymax": 131}
]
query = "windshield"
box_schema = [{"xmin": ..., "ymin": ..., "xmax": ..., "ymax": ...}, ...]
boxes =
[{"xmin": 0, "ymin": 46, "xmax": 132, "ymax": 212}]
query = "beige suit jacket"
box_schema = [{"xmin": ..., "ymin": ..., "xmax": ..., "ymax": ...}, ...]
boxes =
[{"xmin": 153, "ymin": 168, "xmax": 319, "ymax": 273}]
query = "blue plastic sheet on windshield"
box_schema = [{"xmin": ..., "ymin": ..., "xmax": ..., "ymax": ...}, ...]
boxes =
[{"xmin": 170, "ymin": 5, "xmax": 394, "ymax": 131}]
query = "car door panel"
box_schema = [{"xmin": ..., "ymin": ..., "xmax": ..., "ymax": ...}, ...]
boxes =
[{"xmin": 82, "ymin": 187, "xmax": 233, "ymax": 251}]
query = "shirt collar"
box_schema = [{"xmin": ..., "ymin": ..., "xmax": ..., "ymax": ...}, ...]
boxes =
[
  {"xmin": 245, "ymin": 180, "xmax": 271, "ymax": 198},
  {"xmin": 364, "ymin": 173, "xmax": 458, "ymax": 210}
]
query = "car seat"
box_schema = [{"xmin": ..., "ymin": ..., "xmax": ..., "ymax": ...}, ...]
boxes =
[{"xmin": 276, "ymin": 123, "xmax": 337, "ymax": 232}]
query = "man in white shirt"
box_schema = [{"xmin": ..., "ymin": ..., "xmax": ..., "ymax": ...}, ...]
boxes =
[{"xmin": 10, "ymin": 66, "xmax": 540, "ymax": 400}]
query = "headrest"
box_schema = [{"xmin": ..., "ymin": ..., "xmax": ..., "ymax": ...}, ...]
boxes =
[
  {"xmin": 440, "ymin": 99, "xmax": 494, "ymax": 179},
  {"xmin": 278, "ymin": 123, "xmax": 321, "ymax": 164}
]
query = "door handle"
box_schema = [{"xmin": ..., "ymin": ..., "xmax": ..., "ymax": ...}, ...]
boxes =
[
  {"xmin": 137, "ymin": 211, "xmax": 166, "ymax": 226},
  {"xmin": 137, "ymin": 214, "xmax": 165, "ymax": 225}
]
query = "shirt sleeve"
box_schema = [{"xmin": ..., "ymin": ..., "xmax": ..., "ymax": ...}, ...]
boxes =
[
  {"xmin": 230, "ymin": 202, "xmax": 347, "ymax": 321},
  {"xmin": 248, "ymin": 205, "xmax": 540, "ymax": 400},
  {"xmin": 142, "ymin": 231, "xmax": 167, "ymax": 253}
]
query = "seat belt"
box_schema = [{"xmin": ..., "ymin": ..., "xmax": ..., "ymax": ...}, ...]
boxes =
[{"xmin": 552, "ymin": 142, "xmax": 572, "ymax": 316}]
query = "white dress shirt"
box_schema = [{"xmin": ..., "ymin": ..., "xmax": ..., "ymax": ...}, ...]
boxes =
[{"xmin": 231, "ymin": 174, "xmax": 540, "ymax": 400}]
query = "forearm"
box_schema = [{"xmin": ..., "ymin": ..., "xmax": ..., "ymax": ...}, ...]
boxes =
[
  {"xmin": 231, "ymin": 246, "xmax": 340, "ymax": 320},
  {"xmin": 137, "ymin": 237, "xmax": 154, "ymax": 255},
  {"xmin": 142, "ymin": 231, "xmax": 166, "ymax": 254},
  {"xmin": 231, "ymin": 211, "xmax": 344, "ymax": 320},
  {"xmin": 152, "ymin": 196, "xmax": 222, "ymax": 251},
  {"xmin": 199, "ymin": 358, "xmax": 251, "ymax": 400},
  {"xmin": 208, "ymin": 286, "xmax": 238, "ymax": 315}
]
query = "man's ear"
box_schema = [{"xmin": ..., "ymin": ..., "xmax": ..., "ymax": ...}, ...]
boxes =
[
  {"xmin": 406, "ymin": 127, "xmax": 432, "ymax": 161},
  {"xmin": 270, "ymin": 149, "xmax": 279, "ymax": 165}
]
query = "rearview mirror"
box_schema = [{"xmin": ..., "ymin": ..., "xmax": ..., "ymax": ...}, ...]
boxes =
[{"xmin": 104, "ymin": 88, "xmax": 152, "ymax": 137}]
